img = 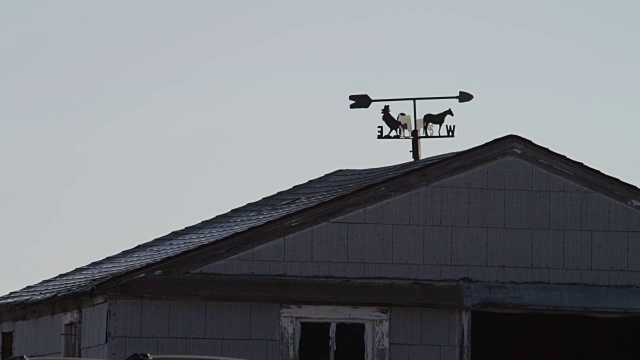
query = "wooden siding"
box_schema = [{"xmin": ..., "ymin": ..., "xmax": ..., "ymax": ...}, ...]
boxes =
[
  {"xmin": 82, "ymin": 302, "xmax": 108, "ymax": 349},
  {"xmin": 108, "ymin": 299, "xmax": 457, "ymax": 360},
  {"xmin": 388, "ymin": 307, "xmax": 462, "ymax": 360},
  {"xmin": 108, "ymin": 299, "xmax": 280, "ymax": 360},
  {"xmin": 13, "ymin": 313, "xmax": 62, "ymax": 357},
  {"xmin": 191, "ymin": 158, "xmax": 640, "ymax": 287}
]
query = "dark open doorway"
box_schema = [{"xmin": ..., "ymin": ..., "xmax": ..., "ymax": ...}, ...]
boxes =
[{"xmin": 472, "ymin": 311, "xmax": 640, "ymax": 360}]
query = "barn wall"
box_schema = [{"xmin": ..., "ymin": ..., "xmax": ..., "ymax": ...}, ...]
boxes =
[
  {"xmin": 108, "ymin": 299, "xmax": 459, "ymax": 360},
  {"xmin": 12, "ymin": 313, "xmax": 62, "ymax": 357},
  {"xmin": 108, "ymin": 299, "xmax": 280, "ymax": 360},
  {"xmin": 81, "ymin": 302, "xmax": 109, "ymax": 357},
  {"xmin": 192, "ymin": 157, "xmax": 640, "ymax": 287},
  {"xmin": 389, "ymin": 307, "xmax": 462, "ymax": 360}
]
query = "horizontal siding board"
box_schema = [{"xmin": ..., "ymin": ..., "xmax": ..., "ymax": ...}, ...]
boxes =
[
  {"xmin": 184, "ymin": 339, "xmax": 222, "ymax": 356},
  {"xmin": 382, "ymin": 193, "xmax": 412, "ymax": 225},
  {"xmin": 390, "ymin": 344, "xmax": 409, "ymax": 360},
  {"xmin": 469, "ymin": 189, "xmax": 504, "ymax": 228},
  {"xmin": 390, "ymin": 307, "xmax": 422, "ymax": 345},
  {"xmin": 504, "ymin": 267, "xmax": 550, "ymax": 283},
  {"xmin": 110, "ymin": 300, "xmax": 141, "ymax": 337},
  {"xmin": 250, "ymin": 303, "xmax": 280, "ymax": 340},
  {"xmin": 81, "ymin": 302, "xmax": 108, "ymax": 348},
  {"xmin": 564, "ymin": 231, "xmax": 592, "ymax": 269},
  {"xmin": 424, "ymin": 226, "xmax": 452, "ymax": 265},
  {"xmin": 421, "ymin": 308, "xmax": 449, "ymax": 345},
  {"xmin": 592, "ymin": 231, "xmax": 627, "ymax": 270},
  {"xmin": 409, "ymin": 264, "xmax": 441, "ymax": 280},
  {"xmin": 627, "ymin": 232, "xmax": 640, "ymax": 271},
  {"xmin": 392, "ymin": 225, "xmax": 424, "ymax": 264},
  {"xmin": 81, "ymin": 344, "xmax": 107, "ymax": 359},
  {"xmin": 364, "ymin": 201, "xmax": 385, "ymax": 224},
  {"xmin": 550, "ymin": 192, "xmax": 582, "ymax": 230},
  {"xmin": 532, "ymin": 230, "xmax": 564, "ymax": 268},
  {"xmin": 487, "ymin": 228, "xmax": 533, "ymax": 267},
  {"xmin": 610, "ymin": 202, "xmax": 640, "ymax": 231},
  {"xmin": 469, "ymin": 266, "xmax": 504, "ymax": 282},
  {"xmin": 348, "ymin": 224, "xmax": 392, "ymax": 263},
  {"xmin": 365, "ymin": 263, "xmax": 411, "ymax": 279},
  {"xmin": 581, "ymin": 193, "xmax": 610, "ymax": 231},
  {"xmin": 440, "ymin": 265, "xmax": 469, "ymax": 280},
  {"xmin": 408, "ymin": 345, "xmax": 441, "ymax": 359},
  {"xmin": 451, "ymin": 227, "xmax": 487, "ymax": 266},
  {"xmin": 284, "ymin": 228, "xmax": 313, "ymax": 261},
  {"xmin": 312, "ymin": 223, "xmax": 348, "ymax": 262},
  {"xmin": 448, "ymin": 310, "xmax": 462, "ymax": 346},
  {"xmin": 550, "ymin": 269, "xmax": 582, "ymax": 284},
  {"xmin": 169, "ymin": 301, "xmax": 206, "ymax": 338},
  {"xmin": 220, "ymin": 339, "xmax": 269, "ymax": 360},
  {"xmin": 422, "ymin": 187, "xmax": 443, "ymax": 226},
  {"xmin": 157, "ymin": 338, "xmax": 186, "ymax": 355},
  {"xmin": 125, "ymin": 337, "xmax": 158, "ymax": 355},
  {"xmin": 441, "ymin": 345, "xmax": 458, "ymax": 360},
  {"xmin": 252, "ymin": 238, "xmax": 285, "ymax": 261},
  {"xmin": 205, "ymin": 302, "xmax": 251, "ymax": 339},
  {"xmin": 14, "ymin": 314, "xmax": 61, "ymax": 356},
  {"xmin": 140, "ymin": 301, "xmax": 170, "ymax": 337},
  {"xmin": 441, "ymin": 187, "xmax": 469, "ymax": 227},
  {"xmin": 109, "ymin": 337, "xmax": 126, "ymax": 360},
  {"xmin": 409, "ymin": 188, "xmax": 427, "ymax": 226}
]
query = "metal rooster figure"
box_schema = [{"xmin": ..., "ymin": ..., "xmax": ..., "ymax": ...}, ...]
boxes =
[{"xmin": 349, "ymin": 90, "xmax": 474, "ymax": 161}]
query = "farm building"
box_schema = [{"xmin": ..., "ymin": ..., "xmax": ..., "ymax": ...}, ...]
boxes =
[{"xmin": 2, "ymin": 134, "xmax": 640, "ymax": 360}]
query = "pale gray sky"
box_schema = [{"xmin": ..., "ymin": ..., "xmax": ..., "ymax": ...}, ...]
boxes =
[{"xmin": 1, "ymin": 1, "xmax": 638, "ymax": 296}]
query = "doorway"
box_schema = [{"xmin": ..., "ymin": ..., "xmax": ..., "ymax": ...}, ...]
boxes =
[{"xmin": 472, "ymin": 311, "xmax": 640, "ymax": 360}]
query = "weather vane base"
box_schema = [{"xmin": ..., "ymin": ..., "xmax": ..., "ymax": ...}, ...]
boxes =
[
  {"xmin": 377, "ymin": 134, "xmax": 455, "ymax": 140},
  {"xmin": 376, "ymin": 124, "xmax": 456, "ymax": 139}
]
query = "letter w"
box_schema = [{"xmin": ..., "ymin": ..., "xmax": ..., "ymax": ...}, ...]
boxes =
[{"xmin": 446, "ymin": 125, "xmax": 456, "ymax": 136}]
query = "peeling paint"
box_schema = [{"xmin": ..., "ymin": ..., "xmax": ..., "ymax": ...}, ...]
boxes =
[{"xmin": 281, "ymin": 305, "xmax": 389, "ymax": 360}]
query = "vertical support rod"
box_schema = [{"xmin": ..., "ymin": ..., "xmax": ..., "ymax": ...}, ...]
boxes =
[{"xmin": 411, "ymin": 99, "xmax": 421, "ymax": 161}]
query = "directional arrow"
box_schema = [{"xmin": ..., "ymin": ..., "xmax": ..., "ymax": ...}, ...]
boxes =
[
  {"xmin": 348, "ymin": 94, "xmax": 373, "ymax": 109},
  {"xmin": 348, "ymin": 91, "xmax": 474, "ymax": 109}
]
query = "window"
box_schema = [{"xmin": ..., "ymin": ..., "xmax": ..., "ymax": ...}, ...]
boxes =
[
  {"xmin": 1, "ymin": 332, "xmax": 12, "ymax": 360},
  {"xmin": 62, "ymin": 322, "xmax": 79, "ymax": 357},
  {"xmin": 281, "ymin": 306, "xmax": 389, "ymax": 360}
]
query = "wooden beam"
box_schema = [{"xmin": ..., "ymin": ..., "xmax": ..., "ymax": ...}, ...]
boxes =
[
  {"xmin": 107, "ymin": 274, "xmax": 464, "ymax": 308},
  {"xmin": 464, "ymin": 282, "xmax": 640, "ymax": 313}
]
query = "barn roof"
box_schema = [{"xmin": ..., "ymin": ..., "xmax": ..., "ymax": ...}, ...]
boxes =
[{"xmin": 1, "ymin": 134, "xmax": 639, "ymax": 310}]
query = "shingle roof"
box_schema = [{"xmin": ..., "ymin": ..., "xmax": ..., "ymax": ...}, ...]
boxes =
[{"xmin": 0, "ymin": 150, "xmax": 457, "ymax": 307}]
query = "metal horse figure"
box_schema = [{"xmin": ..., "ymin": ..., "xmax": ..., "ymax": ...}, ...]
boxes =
[
  {"xmin": 423, "ymin": 108, "xmax": 454, "ymax": 136},
  {"xmin": 381, "ymin": 105, "xmax": 402, "ymax": 137}
]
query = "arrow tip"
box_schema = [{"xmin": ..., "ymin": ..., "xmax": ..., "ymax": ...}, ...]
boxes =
[{"xmin": 458, "ymin": 91, "xmax": 474, "ymax": 103}]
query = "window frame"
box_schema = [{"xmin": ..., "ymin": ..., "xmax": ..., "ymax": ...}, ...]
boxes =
[{"xmin": 280, "ymin": 305, "xmax": 389, "ymax": 360}]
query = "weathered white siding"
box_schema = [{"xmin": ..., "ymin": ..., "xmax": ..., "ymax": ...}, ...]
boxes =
[
  {"xmin": 13, "ymin": 313, "xmax": 62, "ymax": 357},
  {"xmin": 81, "ymin": 302, "xmax": 108, "ymax": 357},
  {"xmin": 108, "ymin": 299, "xmax": 280, "ymax": 360},
  {"xmin": 192, "ymin": 157, "xmax": 640, "ymax": 287}
]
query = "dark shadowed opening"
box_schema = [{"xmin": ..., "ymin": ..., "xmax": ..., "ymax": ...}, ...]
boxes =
[
  {"xmin": 472, "ymin": 311, "xmax": 640, "ymax": 360},
  {"xmin": 1, "ymin": 332, "xmax": 12, "ymax": 360},
  {"xmin": 335, "ymin": 323, "xmax": 365, "ymax": 360},
  {"xmin": 300, "ymin": 322, "xmax": 331, "ymax": 360}
]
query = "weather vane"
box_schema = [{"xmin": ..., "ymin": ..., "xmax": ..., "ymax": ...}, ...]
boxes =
[{"xmin": 348, "ymin": 91, "xmax": 474, "ymax": 161}]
